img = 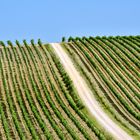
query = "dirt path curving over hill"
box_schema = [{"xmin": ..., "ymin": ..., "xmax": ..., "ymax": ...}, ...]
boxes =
[{"xmin": 50, "ymin": 43, "xmax": 133, "ymax": 140}]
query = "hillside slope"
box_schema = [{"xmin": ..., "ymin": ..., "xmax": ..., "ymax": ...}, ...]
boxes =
[
  {"xmin": 0, "ymin": 36, "xmax": 140, "ymax": 140},
  {"xmin": 61, "ymin": 36, "xmax": 140, "ymax": 139},
  {"xmin": 51, "ymin": 43, "xmax": 133, "ymax": 140},
  {"xmin": 0, "ymin": 40, "xmax": 106, "ymax": 140}
]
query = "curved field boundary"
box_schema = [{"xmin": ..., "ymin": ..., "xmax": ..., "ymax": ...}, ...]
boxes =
[
  {"xmin": 64, "ymin": 40, "xmax": 139, "ymax": 131},
  {"xmin": 51, "ymin": 43, "xmax": 133, "ymax": 140}
]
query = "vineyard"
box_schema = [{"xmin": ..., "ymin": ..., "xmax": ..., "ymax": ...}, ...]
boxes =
[{"xmin": 0, "ymin": 36, "xmax": 140, "ymax": 140}]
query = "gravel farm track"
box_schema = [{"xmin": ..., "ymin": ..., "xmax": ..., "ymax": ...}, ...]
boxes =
[
  {"xmin": 0, "ymin": 36, "xmax": 140, "ymax": 140},
  {"xmin": 51, "ymin": 43, "xmax": 133, "ymax": 140}
]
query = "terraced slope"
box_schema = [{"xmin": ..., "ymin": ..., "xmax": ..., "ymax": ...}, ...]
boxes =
[
  {"xmin": 0, "ymin": 40, "xmax": 106, "ymax": 140},
  {"xmin": 61, "ymin": 36, "xmax": 140, "ymax": 139}
]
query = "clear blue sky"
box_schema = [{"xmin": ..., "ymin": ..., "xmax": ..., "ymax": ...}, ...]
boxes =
[{"xmin": 0, "ymin": 0, "xmax": 140, "ymax": 43}]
